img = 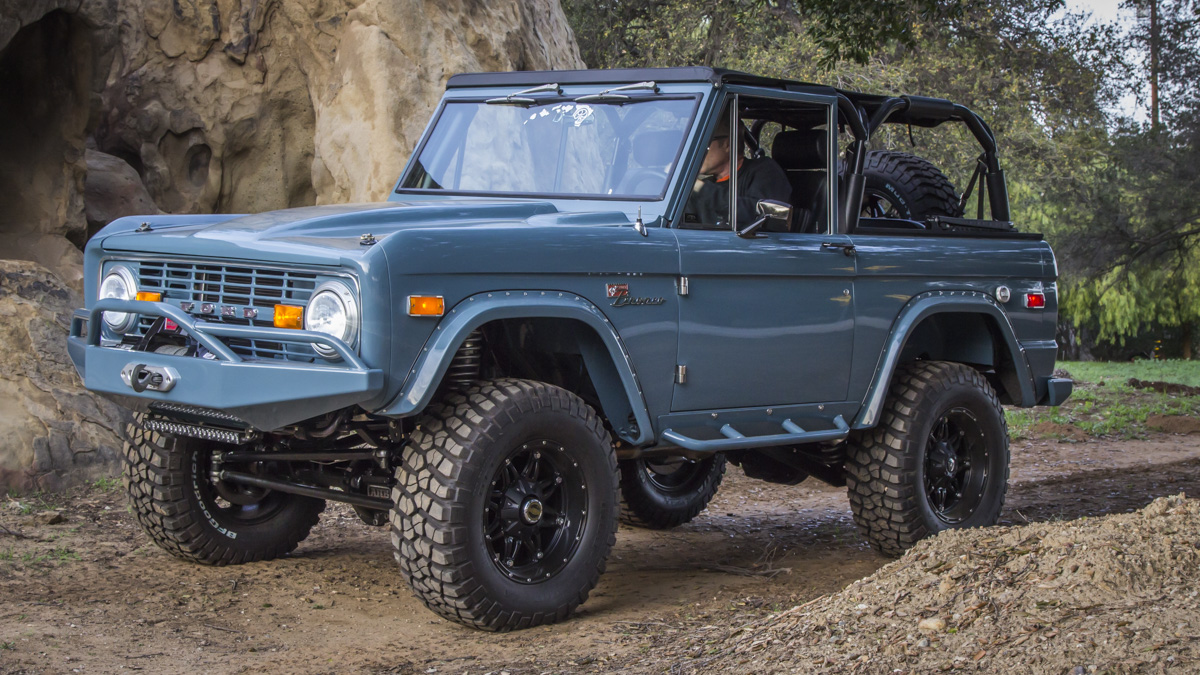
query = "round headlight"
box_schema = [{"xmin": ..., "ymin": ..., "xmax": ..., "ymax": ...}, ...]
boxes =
[
  {"xmin": 99, "ymin": 266, "xmax": 138, "ymax": 333},
  {"xmin": 304, "ymin": 281, "xmax": 359, "ymax": 358}
]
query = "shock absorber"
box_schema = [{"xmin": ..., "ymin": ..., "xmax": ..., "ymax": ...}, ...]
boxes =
[{"xmin": 445, "ymin": 329, "xmax": 483, "ymax": 390}]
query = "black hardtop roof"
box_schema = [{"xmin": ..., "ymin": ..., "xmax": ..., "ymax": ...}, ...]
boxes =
[{"xmin": 445, "ymin": 66, "xmax": 912, "ymax": 123}]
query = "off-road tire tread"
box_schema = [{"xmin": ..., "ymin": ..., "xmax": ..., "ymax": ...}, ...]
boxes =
[
  {"xmin": 864, "ymin": 151, "xmax": 964, "ymax": 219},
  {"xmin": 618, "ymin": 456, "xmax": 726, "ymax": 529},
  {"xmin": 390, "ymin": 378, "xmax": 618, "ymax": 631},
  {"xmin": 844, "ymin": 361, "xmax": 1008, "ymax": 557},
  {"xmin": 123, "ymin": 415, "xmax": 324, "ymax": 565}
]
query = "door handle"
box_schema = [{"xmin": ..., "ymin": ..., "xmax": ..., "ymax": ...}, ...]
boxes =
[{"xmin": 821, "ymin": 242, "xmax": 856, "ymax": 256}]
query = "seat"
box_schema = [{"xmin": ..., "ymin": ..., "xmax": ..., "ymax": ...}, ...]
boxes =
[
  {"xmin": 617, "ymin": 130, "xmax": 679, "ymax": 195},
  {"xmin": 771, "ymin": 129, "xmax": 830, "ymax": 233}
]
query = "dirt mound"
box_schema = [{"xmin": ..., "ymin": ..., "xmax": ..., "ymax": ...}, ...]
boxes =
[
  {"xmin": 672, "ymin": 495, "xmax": 1200, "ymax": 674},
  {"xmin": 1128, "ymin": 378, "xmax": 1200, "ymax": 396},
  {"xmin": 1147, "ymin": 414, "xmax": 1200, "ymax": 435},
  {"xmin": 1030, "ymin": 421, "xmax": 1088, "ymax": 441}
]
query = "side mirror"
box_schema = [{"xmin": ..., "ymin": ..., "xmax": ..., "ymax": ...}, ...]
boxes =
[{"xmin": 737, "ymin": 199, "xmax": 792, "ymax": 238}]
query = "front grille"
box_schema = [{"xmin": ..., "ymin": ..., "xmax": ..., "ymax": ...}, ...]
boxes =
[{"xmin": 133, "ymin": 261, "xmax": 321, "ymax": 361}]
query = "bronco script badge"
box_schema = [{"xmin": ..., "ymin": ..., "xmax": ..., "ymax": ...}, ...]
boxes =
[{"xmin": 606, "ymin": 283, "xmax": 665, "ymax": 307}]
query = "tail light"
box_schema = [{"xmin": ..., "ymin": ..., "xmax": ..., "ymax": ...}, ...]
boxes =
[{"xmin": 1024, "ymin": 292, "xmax": 1046, "ymax": 309}]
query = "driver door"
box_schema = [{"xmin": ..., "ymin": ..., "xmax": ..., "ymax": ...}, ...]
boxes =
[{"xmin": 671, "ymin": 90, "xmax": 857, "ymax": 412}]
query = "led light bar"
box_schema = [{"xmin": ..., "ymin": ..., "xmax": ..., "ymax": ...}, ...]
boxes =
[{"xmin": 142, "ymin": 419, "xmax": 252, "ymax": 445}]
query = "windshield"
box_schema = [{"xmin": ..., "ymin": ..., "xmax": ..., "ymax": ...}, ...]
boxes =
[{"xmin": 400, "ymin": 97, "xmax": 698, "ymax": 199}]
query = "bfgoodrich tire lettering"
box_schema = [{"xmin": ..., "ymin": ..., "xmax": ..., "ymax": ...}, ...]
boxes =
[
  {"xmin": 619, "ymin": 455, "xmax": 725, "ymax": 529},
  {"xmin": 123, "ymin": 415, "xmax": 325, "ymax": 565},
  {"xmin": 845, "ymin": 361, "xmax": 1009, "ymax": 557},
  {"xmin": 390, "ymin": 378, "xmax": 618, "ymax": 631}
]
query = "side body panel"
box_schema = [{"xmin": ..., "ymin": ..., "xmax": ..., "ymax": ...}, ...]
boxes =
[{"xmin": 847, "ymin": 232, "xmax": 1057, "ymax": 417}]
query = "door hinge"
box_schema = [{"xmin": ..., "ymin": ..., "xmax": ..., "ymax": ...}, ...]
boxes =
[
  {"xmin": 676, "ymin": 276, "xmax": 689, "ymax": 296},
  {"xmin": 675, "ymin": 364, "xmax": 688, "ymax": 384}
]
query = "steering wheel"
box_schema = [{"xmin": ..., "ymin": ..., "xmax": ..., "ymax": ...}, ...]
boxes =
[{"xmin": 616, "ymin": 168, "xmax": 670, "ymax": 195}]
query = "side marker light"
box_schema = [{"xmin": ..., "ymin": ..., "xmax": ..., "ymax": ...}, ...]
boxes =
[
  {"xmin": 408, "ymin": 296, "xmax": 445, "ymax": 317},
  {"xmin": 274, "ymin": 304, "xmax": 304, "ymax": 329},
  {"xmin": 1024, "ymin": 293, "xmax": 1046, "ymax": 309}
]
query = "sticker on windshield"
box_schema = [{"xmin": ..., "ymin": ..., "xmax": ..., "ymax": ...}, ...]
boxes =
[
  {"xmin": 571, "ymin": 104, "xmax": 594, "ymax": 127},
  {"xmin": 525, "ymin": 103, "xmax": 595, "ymax": 127}
]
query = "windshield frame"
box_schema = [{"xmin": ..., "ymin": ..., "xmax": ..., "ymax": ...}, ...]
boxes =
[{"xmin": 394, "ymin": 94, "xmax": 703, "ymax": 202}]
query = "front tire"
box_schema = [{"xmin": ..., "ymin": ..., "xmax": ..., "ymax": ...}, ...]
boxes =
[
  {"xmin": 619, "ymin": 455, "xmax": 725, "ymax": 529},
  {"xmin": 390, "ymin": 379, "xmax": 618, "ymax": 631},
  {"xmin": 123, "ymin": 416, "xmax": 325, "ymax": 565},
  {"xmin": 845, "ymin": 362, "xmax": 1009, "ymax": 556}
]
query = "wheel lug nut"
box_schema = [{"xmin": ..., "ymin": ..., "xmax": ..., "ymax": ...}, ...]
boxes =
[
  {"xmin": 505, "ymin": 559, "xmax": 514, "ymax": 567},
  {"xmin": 536, "ymin": 552, "xmax": 543, "ymax": 560},
  {"xmin": 555, "ymin": 476, "xmax": 563, "ymax": 484}
]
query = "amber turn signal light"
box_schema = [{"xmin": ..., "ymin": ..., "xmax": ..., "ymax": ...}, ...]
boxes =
[
  {"xmin": 274, "ymin": 304, "xmax": 304, "ymax": 328},
  {"xmin": 136, "ymin": 291, "xmax": 162, "ymax": 302},
  {"xmin": 408, "ymin": 296, "xmax": 445, "ymax": 317}
]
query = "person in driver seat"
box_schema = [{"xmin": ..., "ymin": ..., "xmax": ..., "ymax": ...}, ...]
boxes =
[{"xmin": 684, "ymin": 108, "xmax": 792, "ymax": 229}]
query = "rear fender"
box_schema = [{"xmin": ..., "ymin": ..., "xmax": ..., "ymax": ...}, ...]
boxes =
[
  {"xmin": 854, "ymin": 290, "xmax": 1036, "ymax": 429},
  {"xmin": 377, "ymin": 292, "xmax": 654, "ymax": 445}
]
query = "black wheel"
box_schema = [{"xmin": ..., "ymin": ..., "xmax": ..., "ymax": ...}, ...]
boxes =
[
  {"xmin": 618, "ymin": 455, "xmax": 725, "ymax": 529},
  {"xmin": 844, "ymin": 361, "xmax": 1009, "ymax": 557},
  {"xmin": 123, "ymin": 416, "xmax": 325, "ymax": 565},
  {"xmin": 390, "ymin": 379, "xmax": 618, "ymax": 631},
  {"xmin": 861, "ymin": 151, "xmax": 963, "ymax": 221}
]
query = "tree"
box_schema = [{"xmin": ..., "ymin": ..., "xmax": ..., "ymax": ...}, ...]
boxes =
[{"xmin": 562, "ymin": 0, "xmax": 963, "ymax": 69}]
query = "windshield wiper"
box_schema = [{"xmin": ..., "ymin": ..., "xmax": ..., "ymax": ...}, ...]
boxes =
[
  {"xmin": 574, "ymin": 81, "xmax": 660, "ymax": 104},
  {"xmin": 485, "ymin": 83, "xmax": 563, "ymax": 107}
]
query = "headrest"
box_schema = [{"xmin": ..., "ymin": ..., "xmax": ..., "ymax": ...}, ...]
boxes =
[
  {"xmin": 772, "ymin": 129, "xmax": 827, "ymax": 171},
  {"xmin": 632, "ymin": 130, "xmax": 681, "ymax": 168}
]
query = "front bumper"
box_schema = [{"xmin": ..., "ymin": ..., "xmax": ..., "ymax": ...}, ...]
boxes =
[{"xmin": 68, "ymin": 300, "xmax": 384, "ymax": 431}]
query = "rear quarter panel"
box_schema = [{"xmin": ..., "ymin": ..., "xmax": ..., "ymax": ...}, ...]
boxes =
[{"xmin": 847, "ymin": 232, "xmax": 1057, "ymax": 402}]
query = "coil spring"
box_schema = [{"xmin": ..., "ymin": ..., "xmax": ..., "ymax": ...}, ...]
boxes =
[{"xmin": 445, "ymin": 329, "xmax": 483, "ymax": 390}]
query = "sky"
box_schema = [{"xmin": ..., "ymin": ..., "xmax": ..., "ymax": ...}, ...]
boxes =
[
  {"xmin": 1063, "ymin": 0, "xmax": 1144, "ymax": 120},
  {"xmin": 1066, "ymin": 0, "xmax": 1128, "ymax": 24}
]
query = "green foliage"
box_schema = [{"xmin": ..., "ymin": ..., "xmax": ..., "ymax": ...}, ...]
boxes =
[
  {"xmin": 562, "ymin": 0, "xmax": 964, "ymax": 69},
  {"xmin": 91, "ymin": 476, "xmax": 121, "ymax": 492}
]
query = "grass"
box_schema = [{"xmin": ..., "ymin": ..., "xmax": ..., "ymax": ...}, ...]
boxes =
[
  {"xmin": 1006, "ymin": 359, "xmax": 1200, "ymax": 440},
  {"xmin": 91, "ymin": 476, "xmax": 121, "ymax": 492},
  {"xmin": 1058, "ymin": 359, "xmax": 1200, "ymax": 388}
]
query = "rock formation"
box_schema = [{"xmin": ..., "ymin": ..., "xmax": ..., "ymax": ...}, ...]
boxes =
[
  {"xmin": 0, "ymin": 260, "xmax": 131, "ymax": 491},
  {"xmin": 0, "ymin": 0, "xmax": 582, "ymax": 490}
]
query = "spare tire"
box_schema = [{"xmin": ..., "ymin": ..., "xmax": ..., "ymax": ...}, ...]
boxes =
[{"xmin": 861, "ymin": 151, "xmax": 963, "ymax": 221}]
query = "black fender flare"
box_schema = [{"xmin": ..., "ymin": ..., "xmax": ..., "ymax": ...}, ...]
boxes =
[{"xmin": 853, "ymin": 290, "xmax": 1035, "ymax": 429}]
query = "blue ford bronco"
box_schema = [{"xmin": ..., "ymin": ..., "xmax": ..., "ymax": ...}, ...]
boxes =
[{"xmin": 69, "ymin": 67, "xmax": 1071, "ymax": 631}]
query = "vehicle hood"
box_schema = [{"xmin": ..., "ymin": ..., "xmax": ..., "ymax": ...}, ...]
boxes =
[{"xmin": 98, "ymin": 201, "xmax": 631, "ymax": 264}]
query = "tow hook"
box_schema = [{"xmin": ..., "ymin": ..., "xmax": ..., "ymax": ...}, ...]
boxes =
[{"xmin": 120, "ymin": 363, "xmax": 179, "ymax": 393}]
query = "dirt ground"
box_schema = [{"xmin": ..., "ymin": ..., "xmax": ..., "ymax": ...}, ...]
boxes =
[{"xmin": 3, "ymin": 432, "xmax": 1200, "ymax": 674}]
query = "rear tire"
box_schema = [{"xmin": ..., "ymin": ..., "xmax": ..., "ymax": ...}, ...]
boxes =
[
  {"xmin": 861, "ymin": 151, "xmax": 963, "ymax": 221},
  {"xmin": 390, "ymin": 379, "xmax": 618, "ymax": 631},
  {"xmin": 619, "ymin": 455, "xmax": 725, "ymax": 529},
  {"xmin": 844, "ymin": 362, "xmax": 1009, "ymax": 557},
  {"xmin": 123, "ymin": 416, "xmax": 325, "ymax": 565}
]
